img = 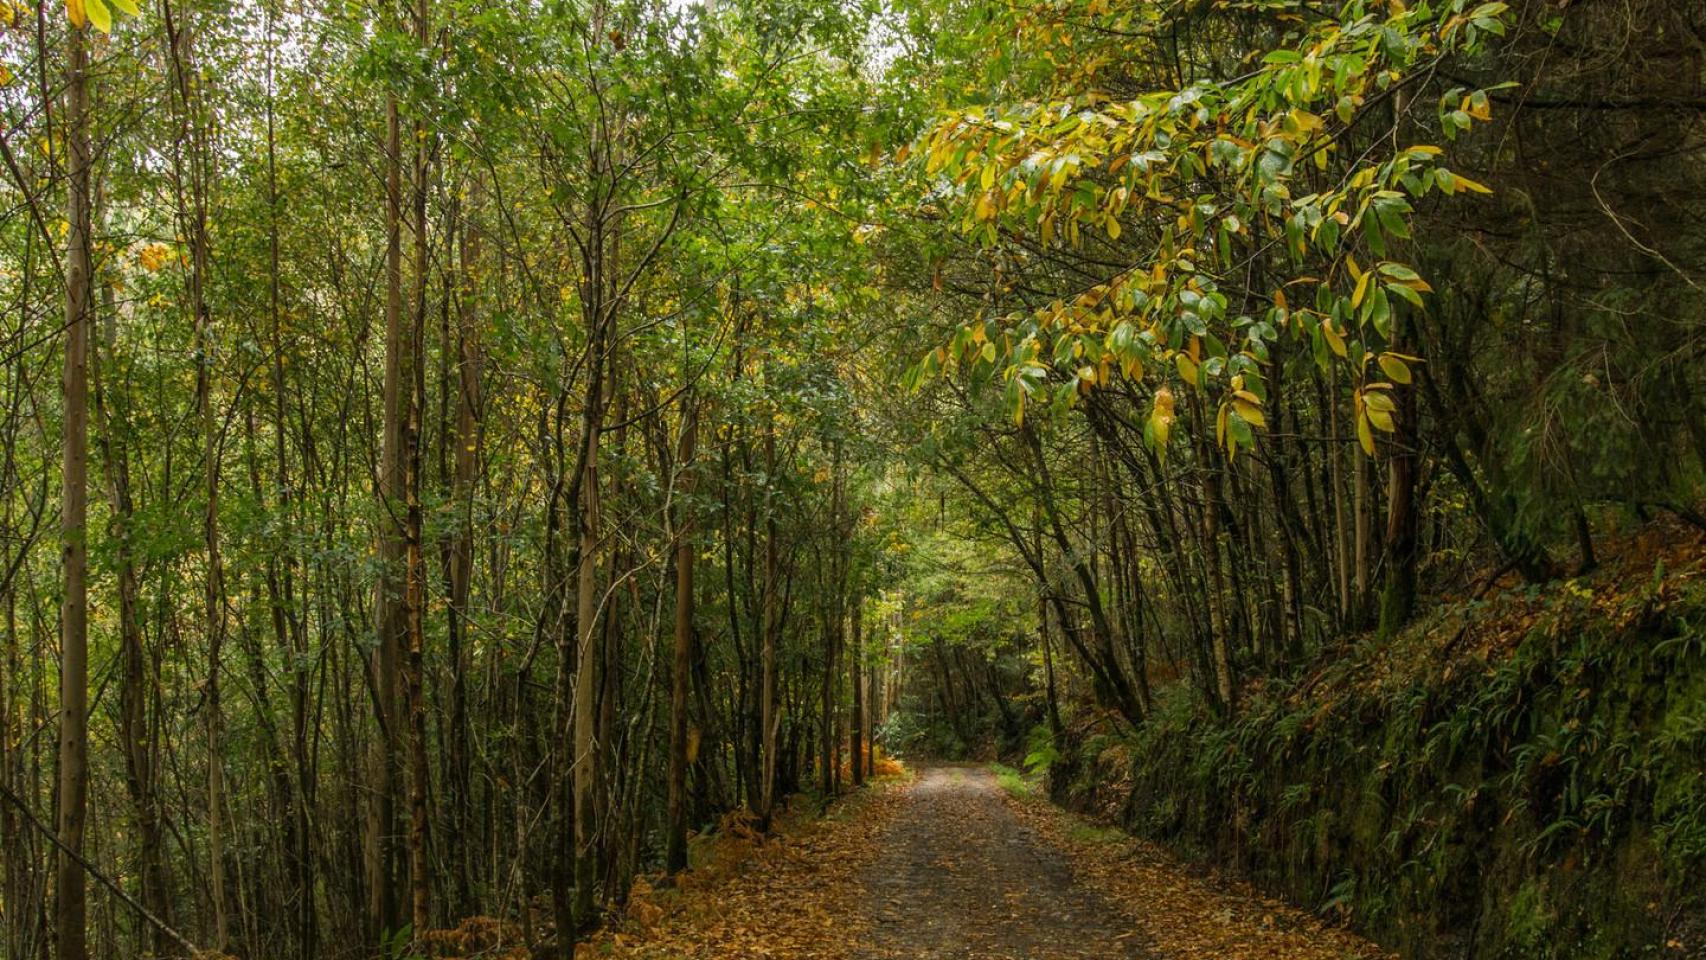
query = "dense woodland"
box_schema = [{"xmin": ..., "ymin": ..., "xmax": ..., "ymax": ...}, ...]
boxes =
[{"xmin": 0, "ymin": 0, "xmax": 1702, "ymax": 958}]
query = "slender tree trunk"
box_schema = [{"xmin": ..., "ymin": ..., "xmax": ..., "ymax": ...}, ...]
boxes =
[
  {"xmin": 1183, "ymin": 397, "xmax": 1237, "ymax": 714},
  {"xmin": 1111, "ymin": 505, "xmax": 1152, "ymax": 716},
  {"xmin": 849, "ymin": 595, "xmax": 864, "ymax": 786},
  {"xmin": 445, "ymin": 176, "xmax": 482, "ymax": 917},
  {"xmin": 1038, "ymin": 589, "xmax": 1064, "ymax": 739},
  {"xmin": 94, "ymin": 189, "xmax": 172, "ymax": 959},
  {"xmin": 595, "ymin": 382, "xmax": 627, "ymax": 903},
  {"xmin": 1327, "ymin": 368, "xmax": 1352, "ymax": 624},
  {"xmin": 1264, "ymin": 345, "xmax": 1305, "ymax": 660},
  {"xmin": 572, "ymin": 299, "xmax": 607, "ymax": 939},
  {"xmin": 262, "ymin": 16, "xmax": 314, "ymax": 953},
  {"xmin": 163, "ymin": 2, "xmax": 228, "ymax": 944},
  {"xmin": 1377, "ymin": 393, "xmax": 1419, "ymax": 639},
  {"xmin": 402, "ymin": 0, "xmax": 433, "ymax": 939},
  {"xmin": 1353, "ymin": 406, "xmax": 1371, "ymax": 624},
  {"xmin": 665, "ymin": 399, "xmax": 696, "ymax": 874},
  {"xmin": 758, "ymin": 417, "xmax": 779, "ymax": 830},
  {"xmin": 1025, "ymin": 427, "xmax": 1145, "ymax": 723},
  {"xmin": 0, "ymin": 551, "xmax": 20, "ymax": 960},
  {"xmin": 369, "ymin": 92, "xmax": 406, "ymax": 946},
  {"xmin": 819, "ymin": 445, "xmax": 844, "ymax": 800},
  {"xmin": 400, "ymin": 0, "xmax": 433, "ymax": 941},
  {"xmin": 55, "ymin": 23, "xmax": 92, "ymax": 960}
]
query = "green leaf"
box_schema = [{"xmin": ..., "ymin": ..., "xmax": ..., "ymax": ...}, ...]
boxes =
[
  {"xmin": 85, "ymin": 0, "xmax": 110, "ymax": 31},
  {"xmin": 1387, "ymin": 281, "xmax": 1425, "ymax": 310},
  {"xmin": 1369, "ymin": 286, "xmax": 1392, "ymax": 338}
]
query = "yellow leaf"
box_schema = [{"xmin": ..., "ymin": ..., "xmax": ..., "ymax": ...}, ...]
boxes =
[
  {"xmin": 1175, "ymin": 353, "xmax": 1199, "ymax": 385},
  {"xmin": 1378, "ymin": 355, "xmax": 1412, "ymax": 383},
  {"xmin": 1362, "ymin": 390, "xmax": 1396, "ymax": 413},
  {"xmin": 67, "ymin": 0, "xmax": 85, "ymax": 28},
  {"xmin": 1352, "ymin": 271, "xmax": 1372, "ymax": 309},
  {"xmin": 1322, "ymin": 322, "xmax": 1347, "ymax": 358},
  {"xmin": 1357, "ymin": 412, "xmax": 1375, "ymax": 455},
  {"xmin": 1149, "ymin": 387, "xmax": 1174, "ymax": 449},
  {"xmin": 84, "ymin": 0, "xmax": 109, "ymax": 31},
  {"xmin": 1367, "ymin": 407, "xmax": 1396, "ymax": 432}
]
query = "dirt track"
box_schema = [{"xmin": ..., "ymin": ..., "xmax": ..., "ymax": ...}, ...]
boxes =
[{"xmin": 854, "ymin": 764, "xmax": 1151, "ymax": 959}]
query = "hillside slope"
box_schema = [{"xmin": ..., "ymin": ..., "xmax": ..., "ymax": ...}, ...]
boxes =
[{"xmin": 1049, "ymin": 522, "xmax": 1706, "ymax": 959}]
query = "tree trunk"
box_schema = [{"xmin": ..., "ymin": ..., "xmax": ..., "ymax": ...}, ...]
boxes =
[
  {"xmin": 819, "ymin": 445, "xmax": 844, "ymax": 800},
  {"xmin": 1038, "ymin": 589, "xmax": 1064, "ymax": 739},
  {"xmin": 572, "ymin": 299, "xmax": 607, "ymax": 938},
  {"xmin": 369, "ymin": 92, "xmax": 407, "ymax": 946},
  {"xmin": 94, "ymin": 189, "xmax": 173, "ymax": 959},
  {"xmin": 162, "ymin": 1, "xmax": 228, "ymax": 944},
  {"xmin": 55, "ymin": 22, "xmax": 92, "ymax": 960},
  {"xmin": 1353, "ymin": 417, "xmax": 1371, "ymax": 625},
  {"xmin": 1025, "ymin": 427, "xmax": 1145, "ymax": 723},
  {"xmin": 445, "ymin": 175, "xmax": 482, "ymax": 917},
  {"xmin": 666, "ymin": 399, "xmax": 696, "ymax": 874},
  {"xmin": 849, "ymin": 595, "xmax": 864, "ymax": 786},
  {"xmin": 758, "ymin": 417, "xmax": 779, "ymax": 830},
  {"xmin": 403, "ymin": 0, "xmax": 432, "ymax": 933},
  {"xmin": 1327, "ymin": 367, "xmax": 1352, "ymax": 624},
  {"xmin": 1377, "ymin": 331, "xmax": 1420, "ymax": 640}
]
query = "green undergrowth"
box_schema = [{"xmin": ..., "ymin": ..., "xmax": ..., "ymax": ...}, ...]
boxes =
[
  {"xmin": 1065, "ymin": 821, "xmax": 1127, "ymax": 846},
  {"xmin": 991, "ymin": 762, "xmax": 1034, "ymax": 798},
  {"xmin": 1048, "ymin": 564, "xmax": 1706, "ymax": 959}
]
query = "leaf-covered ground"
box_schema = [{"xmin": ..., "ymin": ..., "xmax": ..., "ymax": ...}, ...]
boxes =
[
  {"xmin": 573, "ymin": 763, "xmax": 1390, "ymax": 959},
  {"xmin": 998, "ymin": 777, "xmax": 1391, "ymax": 960},
  {"xmin": 573, "ymin": 775, "xmax": 905, "ymax": 958}
]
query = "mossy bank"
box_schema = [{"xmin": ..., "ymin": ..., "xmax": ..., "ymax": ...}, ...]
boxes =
[{"xmin": 1048, "ymin": 564, "xmax": 1706, "ymax": 959}]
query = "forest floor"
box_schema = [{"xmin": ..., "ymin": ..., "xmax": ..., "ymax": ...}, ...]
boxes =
[{"xmin": 573, "ymin": 762, "xmax": 1390, "ymax": 960}]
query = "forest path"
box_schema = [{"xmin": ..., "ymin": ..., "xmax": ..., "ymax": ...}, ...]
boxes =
[
  {"xmin": 595, "ymin": 762, "xmax": 1386, "ymax": 959},
  {"xmin": 853, "ymin": 763, "xmax": 1150, "ymax": 959}
]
